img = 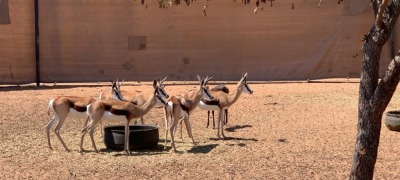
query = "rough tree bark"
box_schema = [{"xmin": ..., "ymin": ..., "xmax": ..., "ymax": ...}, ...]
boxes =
[{"xmin": 350, "ymin": 0, "xmax": 400, "ymax": 179}]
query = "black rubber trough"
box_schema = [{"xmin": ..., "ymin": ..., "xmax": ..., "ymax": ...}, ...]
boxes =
[
  {"xmin": 103, "ymin": 125, "xmax": 159, "ymax": 150},
  {"xmin": 385, "ymin": 110, "xmax": 400, "ymax": 132}
]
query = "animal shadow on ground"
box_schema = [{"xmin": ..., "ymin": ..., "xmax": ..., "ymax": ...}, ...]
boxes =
[
  {"xmin": 209, "ymin": 124, "xmax": 257, "ymax": 141},
  {"xmin": 209, "ymin": 136, "xmax": 258, "ymax": 142},
  {"xmin": 187, "ymin": 144, "xmax": 218, "ymax": 154},
  {"xmin": 99, "ymin": 144, "xmax": 169, "ymax": 156},
  {"xmin": 225, "ymin": 124, "xmax": 253, "ymax": 132}
]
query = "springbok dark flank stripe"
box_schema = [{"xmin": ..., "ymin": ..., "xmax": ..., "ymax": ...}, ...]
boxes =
[
  {"xmin": 104, "ymin": 104, "xmax": 130, "ymax": 116},
  {"xmin": 180, "ymin": 103, "xmax": 190, "ymax": 114},
  {"xmin": 201, "ymin": 98, "xmax": 220, "ymax": 106},
  {"xmin": 69, "ymin": 101, "xmax": 87, "ymax": 112},
  {"xmin": 211, "ymin": 84, "xmax": 230, "ymax": 93}
]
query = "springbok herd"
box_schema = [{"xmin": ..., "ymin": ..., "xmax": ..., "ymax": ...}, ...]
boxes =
[{"xmin": 46, "ymin": 73, "xmax": 253, "ymax": 155}]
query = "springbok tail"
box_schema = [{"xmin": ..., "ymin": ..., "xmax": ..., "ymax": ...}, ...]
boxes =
[
  {"xmin": 48, "ymin": 99, "xmax": 55, "ymax": 116},
  {"xmin": 86, "ymin": 104, "xmax": 92, "ymax": 116}
]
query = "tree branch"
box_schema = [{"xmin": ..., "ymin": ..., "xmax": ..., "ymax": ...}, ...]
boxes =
[
  {"xmin": 372, "ymin": 0, "xmax": 400, "ymax": 46},
  {"xmin": 372, "ymin": 0, "xmax": 381, "ymax": 16},
  {"xmin": 372, "ymin": 53, "xmax": 400, "ymax": 111},
  {"xmin": 376, "ymin": 0, "xmax": 390, "ymax": 29}
]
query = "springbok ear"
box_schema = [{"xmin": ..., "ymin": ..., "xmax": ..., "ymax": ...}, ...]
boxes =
[
  {"xmin": 110, "ymin": 79, "xmax": 114, "ymax": 85},
  {"xmin": 197, "ymin": 75, "xmax": 202, "ymax": 82},
  {"xmin": 153, "ymin": 79, "xmax": 157, "ymax": 88},
  {"xmin": 153, "ymin": 86, "xmax": 158, "ymax": 94},
  {"xmin": 112, "ymin": 80, "xmax": 116, "ymax": 89}
]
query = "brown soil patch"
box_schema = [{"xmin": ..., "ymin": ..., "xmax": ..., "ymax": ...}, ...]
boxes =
[{"xmin": 1, "ymin": 82, "xmax": 400, "ymax": 179}]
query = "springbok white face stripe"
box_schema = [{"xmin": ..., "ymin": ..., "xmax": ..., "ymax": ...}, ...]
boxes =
[
  {"xmin": 158, "ymin": 87, "xmax": 169, "ymax": 98},
  {"xmin": 116, "ymin": 90, "xmax": 124, "ymax": 101},
  {"xmin": 156, "ymin": 93, "xmax": 167, "ymax": 106},
  {"xmin": 243, "ymin": 82, "xmax": 253, "ymax": 94},
  {"xmin": 202, "ymin": 86, "xmax": 214, "ymax": 100}
]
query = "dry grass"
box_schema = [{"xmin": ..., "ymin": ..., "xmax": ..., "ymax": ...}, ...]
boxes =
[{"xmin": 1, "ymin": 81, "xmax": 400, "ymax": 179}]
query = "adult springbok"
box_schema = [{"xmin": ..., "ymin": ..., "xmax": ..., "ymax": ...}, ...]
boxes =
[
  {"xmin": 206, "ymin": 84, "xmax": 229, "ymax": 128},
  {"xmin": 46, "ymin": 81, "xmax": 123, "ymax": 152},
  {"xmin": 198, "ymin": 73, "xmax": 253, "ymax": 139},
  {"xmin": 80, "ymin": 79, "xmax": 168, "ymax": 155},
  {"xmin": 164, "ymin": 76, "xmax": 214, "ymax": 152},
  {"xmin": 99, "ymin": 78, "xmax": 168, "ymax": 128},
  {"xmin": 183, "ymin": 84, "xmax": 229, "ymax": 129}
]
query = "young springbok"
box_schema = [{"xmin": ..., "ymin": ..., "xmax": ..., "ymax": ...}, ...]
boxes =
[
  {"xmin": 46, "ymin": 81, "xmax": 123, "ymax": 152},
  {"xmin": 163, "ymin": 76, "xmax": 214, "ymax": 152},
  {"xmin": 80, "ymin": 79, "xmax": 168, "ymax": 155},
  {"xmin": 198, "ymin": 73, "xmax": 253, "ymax": 139}
]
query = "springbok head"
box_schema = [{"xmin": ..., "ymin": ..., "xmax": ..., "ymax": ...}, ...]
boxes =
[
  {"xmin": 152, "ymin": 79, "xmax": 168, "ymax": 107},
  {"xmin": 109, "ymin": 79, "xmax": 125, "ymax": 101},
  {"xmin": 156, "ymin": 76, "xmax": 169, "ymax": 99},
  {"xmin": 238, "ymin": 73, "xmax": 253, "ymax": 94},
  {"xmin": 197, "ymin": 75, "xmax": 215, "ymax": 100}
]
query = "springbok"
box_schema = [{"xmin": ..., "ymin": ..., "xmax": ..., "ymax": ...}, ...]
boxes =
[
  {"xmin": 206, "ymin": 84, "xmax": 229, "ymax": 128},
  {"xmin": 184, "ymin": 84, "xmax": 229, "ymax": 129},
  {"xmin": 163, "ymin": 76, "xmax": 214, "ymax": 152},
  {"xmin": 198, "ymin": 73, "xmax": 253, "ymax": 139},
  {"xmin": 46, "ymin": 81, "xmax": 123, "ymax": 152},
  {"xmin": 99, "ymin": 77, "xmax": 168, "ymax": 129},
  {"xmin": 80, "ymin": 79, "xmax": 168, "ymax": 155}
]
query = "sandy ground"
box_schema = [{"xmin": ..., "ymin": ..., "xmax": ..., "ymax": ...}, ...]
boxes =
[{"xmin": 1, "ymin": 81, "xmax": 400, "ymax": 179}]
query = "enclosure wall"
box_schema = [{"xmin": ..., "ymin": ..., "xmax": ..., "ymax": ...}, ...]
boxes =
[{"xmin": 0, "ymin": 0, "xmax": 396, "ymax": 83}]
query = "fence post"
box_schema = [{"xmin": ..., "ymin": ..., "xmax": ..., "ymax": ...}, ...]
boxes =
[{"xmin": 34, "ymin": 0, "xmax": 40, "ymax": 86}]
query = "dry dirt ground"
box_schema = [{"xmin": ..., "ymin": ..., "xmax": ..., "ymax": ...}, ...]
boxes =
[{"xmin": 1, "ymin": 81, "xmax": 400, "ymax": 179}]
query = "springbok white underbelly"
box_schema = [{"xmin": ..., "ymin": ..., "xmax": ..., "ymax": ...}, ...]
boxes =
[
  {"xmin": 102, "ymin": 112, "xmax": 127, "ymax": 122},
  {"xmin": 198, "ymin": 101, "xmax": 219, "ymax": 111},
  {"xmin": 68, "ymin": 108, "xmax": 88, "ymax": 119}
]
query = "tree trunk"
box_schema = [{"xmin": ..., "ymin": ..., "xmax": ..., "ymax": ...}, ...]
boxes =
[
  {"xmin": 349, "ymin": 37, "xmax": 383, "ymax": 180},
  {"xmin": 350, "ymin": 44, "xmax": 400, "ymax": 180},
  {"xmin": 350, "ymin": 1, "xmax": 400, "ymax": 179}
]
